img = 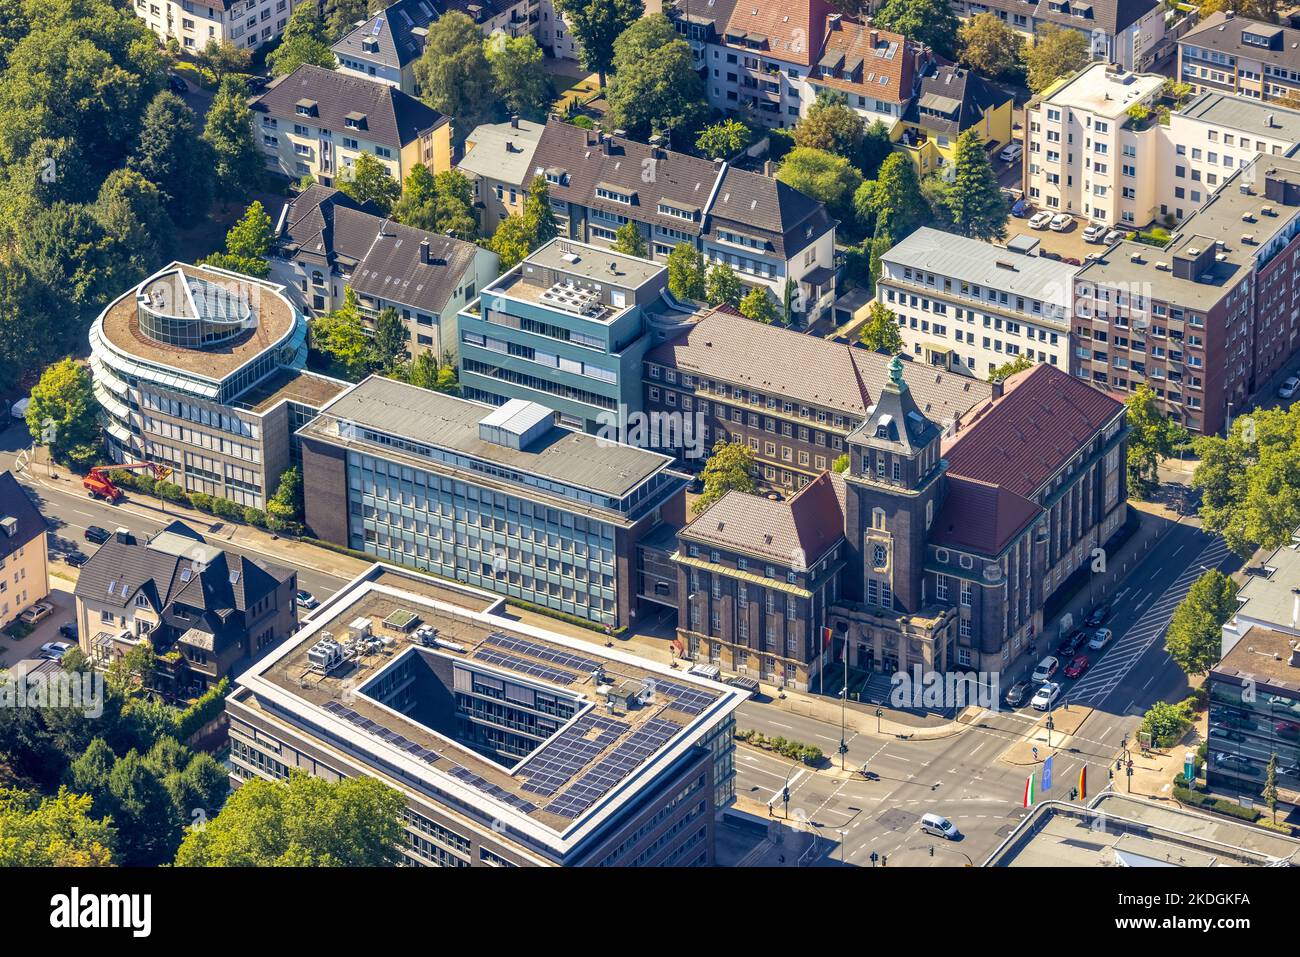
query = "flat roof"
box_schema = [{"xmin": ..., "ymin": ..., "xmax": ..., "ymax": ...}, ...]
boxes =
[
  {"xmin": 986, "ymin": 794, "xmax": 1300, "ymax": 866},
  {"xmin": 301, "ymin": 375, "xmax": 676, "ymax": 502},
  {"xmin": 505, "ymin": 239, "xmax": 666, "ymax": 291},
  {"xmin": 236, "ymin": 563, "xmax": 746, "ymax": 852},
  {"xmin": 1175, "ymin": 90, "xmax": 1300, "ymax": 145},
  {"xmin": 1037, "ymin": 62, "xmax": 1164, "ymax": 120},
  {"xmin": 1217, "ymin": 621, "xmax": 1300, "ymax": 693},
  {"xmin": 96, "ymin": 263, "xmax": 300, "ymax": 382},
  {"xmin": 231, "ymin": 367, "xmax": 350, "ymax": 413}
]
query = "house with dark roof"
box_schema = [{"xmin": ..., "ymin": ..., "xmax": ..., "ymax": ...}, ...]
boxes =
[
  {"xmin": 952, "ymin": 0, "xmax": 1166, "ymax": 72},
  {"xmin": 672, "ymin": 360, "xmax": 1128, "ymax": 690},
  {"xmin": 805, "ymin": 16, "xmax": 934, "ymax": 133},
  {"xmin": 333, "ymin": 0, "xmax": 439, "ymax": 95},
  {"xmin": 531, "ymin": 120, "xmax": 839, "ymax": 322},
  {"xmin": 0, "ymin": 471, "xmax": 49, "ymax": 630},
  {"xmin": 73, "ymin": 522, "xmax": 298, "ymax": 698},
  {"xmin": 271, "ymin": 184, "xmax": 499, "ymax": 358},
  {"xmin": 251, "ymin": 64, "xmax": 453, "ymax": 189},
  {"xmin": 1179, "ymin": 11, "xmax": 1300, "ymax": 105},
  {"xmin": 896, "ymin": 62, "xmax": 1014, "ymax": 179}
]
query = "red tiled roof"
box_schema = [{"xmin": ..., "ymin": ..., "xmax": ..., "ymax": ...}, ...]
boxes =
[
  {"xmin": 722, "ymin": 0, "xmax": 834, "ymax": 66},
  {"xmin": 807, "ymin": 18, "xmax": 925, "ymax": 106},
  {"xmin": 684, "ymin": 471, "xmax": 846, "ymax": 566},
  {"xmin": 942, "ymin": 364, "xmax": 1123, "ymax": 500},
  {"xmin": 928, "ymin": 475, "xmax": 1041, "ymax": 556}
]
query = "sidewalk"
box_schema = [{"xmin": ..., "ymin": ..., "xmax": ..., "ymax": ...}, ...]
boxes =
[{"xmin": 1001, "ymin": 705, "xmax": 1093, "ymax": 766}]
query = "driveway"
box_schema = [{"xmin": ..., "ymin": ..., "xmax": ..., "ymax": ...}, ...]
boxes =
[
  {"xmin": 1009, "ymin": 214, "xmax": 1103, "ymax": 264},
  {"xmin": 0, "ymin": 583, "xmax": 77, "ymax": 671}
]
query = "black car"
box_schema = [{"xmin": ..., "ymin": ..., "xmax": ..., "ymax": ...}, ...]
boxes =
[
  {"xmin": 64, "ymin": 550, "xmax": 88, "ymax": 567},
  {"xmin": 1084, "ymin": 605, "xmax": 1111, "ymax": 628},
  {"xmin": 685, "ymin": 475, "xmax": 704, "ymax": 494},
  {"xmin": 244, "ymin": 75, "xmax": 270, "ymax": 93},
  {"xmin": 84, "ymin": 525, "xmax": 111, "ymax": 544},
  {"xmin": 1056, "ymin": 629, "xmax": 1087, "ymax": 658},
  {"xmin": 1003, "ymin": 680, "xmax": 1032, "ymax": 709},
  {"xmin": 59, "ymin": 621, "xmax": 78, "ymax": 641},
  {"xmin": 167, "ymin": 74, "xmax": 188, "ymax": 94}
]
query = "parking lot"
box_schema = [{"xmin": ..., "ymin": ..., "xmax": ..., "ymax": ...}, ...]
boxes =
[
  {"xmin": 1007, "ymin": 212, "xmax": 1104, "ymax": 264},
  {"xmin": 0, "ymin": 582, "xmax": 77, "ymax": 670}
]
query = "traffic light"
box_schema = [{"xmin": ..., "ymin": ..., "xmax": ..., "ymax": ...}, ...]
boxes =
[
  {"xmin": 782, "ymin": 787, "xmax": 790, "ymax": 804},
  {"xmin": 929, "ymin": 846, "xmax": 934, "ymax": 857}
]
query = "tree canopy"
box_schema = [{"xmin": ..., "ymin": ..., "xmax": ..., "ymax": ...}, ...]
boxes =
[
  {"xmin": 554, "ymin": 0, "xmax": 642, "ymax": 87},
  {"xmin": 874, "ymin": 0, "xmax": 960, "ymax": 58},
  {"xmin": 666, "ymin": 242, "xmax": 706, "ymax": 302},
  {"xmin": 1026, "ymin": 23, "xmax": 1091, "ymax": 94},
  {"xmin": 776, "ymin": 146, "xmax": 862, "ymax": 223},
  {"xmin": 485, "ymin": 33, "xmax": 553, "ymax": 119},
  {"xmin": 858, "ymin": 302, "xmax": 905, "ymax": 354},
  {"xmin": 414, "ymin": 12, "xmax": 497, "ymax": 145},
  {"xmin": 693, "ymin": 440, "xmax": 757, "ymax": 515},
  {"xmin": 958, "ymin": 12, "xmax": 1023, "ymax": 78},
  {"xmin": 792, "ymin": 92, "xmax": 865, "ymax": 160},
  {"xmin": 605, "ymin": 14, "xmax": 706, "ymax": 146},
  {"xmin": 266, "ymin": 2, "xmax": 336, "ymax": 76},
  {"xmin": 1164, "ymin": 570, "xmax": 1239, "ymax": 676},
  {"xmin": 946, "ymin": 129, "xmax": 1008, "ymax": 241},
  {"xmin": 338, "ymin": 152, "xmax": 401, "ymax": 215},
  {"xmin": 1125, "ymin": 383, "xmax": 1189, "ymax": 497}
]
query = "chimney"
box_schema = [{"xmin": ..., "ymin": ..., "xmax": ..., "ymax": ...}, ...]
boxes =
[
  {"xmin": 115, "ymin": 527, "xmax": 133, "ymax": 545},
  {"xmin": 1291, "ymin": 643, "xmax": 1300, "ymax": 668},
  {"xmin": 1292, "ymin": 588, "xmax": 1299, "ymax": 629},
  {"xmin": 990, "ymin": 378, "xmax": 1005, "ymax": 400},
  {"xmin": 420, "ymin": 239, "xmax": 431, "ymax": 265},
  {"xmin": 511, "ymin": 113, "xmax": 519, "ymax": 129},
  {"xmin": 0, "ymin": 516, "xmax": 15, "ymax": 538},
  {"xmin": 870, "ymin": 29, "xmax": 879, "ymax": 46},
  {"xmin": 601, "ymin": 132, "xmax": 611, "ymax": 155}
]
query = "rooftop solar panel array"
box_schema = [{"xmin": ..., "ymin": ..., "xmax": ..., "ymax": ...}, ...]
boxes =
[
  {"xmin": 518, "ymin": 712, "xmax": 629, "ymax": 797},
  {"xmin": 473, "ymin": 647, "xmax": 578, "ymax": 685},
  {"xmin": 481, "ymin": 632, "xmax": 601, "ymax": 674},
  {"xmin": 649, "ymin": 677, "xmax": 718, "ymax": 716},
  {"xmin": 544, "ymin": 716, "xmax": 681, "ymax": 819},
  {"xmin": 448, "ymin": 765, "xmax": 538, "ymax": 815},
  {"xmin": 321, "ymin": 700, "xmax": 441, "ymax": 764}
]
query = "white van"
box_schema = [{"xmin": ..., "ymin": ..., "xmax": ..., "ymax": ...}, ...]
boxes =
[
  {"xmin": 10, "ymin": 396, "xmax": 29, "ymax": 421},
  {"xmin": 920, "ymin": 813, "xmax": 960, "ymax": 840}
]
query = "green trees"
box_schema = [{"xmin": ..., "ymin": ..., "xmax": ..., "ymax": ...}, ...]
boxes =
[
  {"xmin": 612, "ymin": 221, "xmax": 648, "ymax": 258},
  {"xmin": 267, "ymin": 2, "xmax": 336, "ymax": 76},
  {"xmin": 1026, "ymin": 24, "xmax": 1091, "ymax": 94},
  {"xmin": 1264, "ymin": 755, "xmax": 1280, "ymax": 824},
  {"xmin": 705, "ymin": 263, "xmax": 743, "ymax": 309},
  {"xmin": 776, "ymin": 147, "xmax": 863, "ymax": 223},
  {"xmin": 130, "ymin": 91, "xmax": 214, "ymax": 227},
  {"xmin": 338, "ymin": 152, "xmax": 401, "ymax": 215},
  {"xmin": 203, "ymin": 76, "xmax": 262, "ymax": 205},
  {"xmin": 1164, "ymin": 570, "xmax": 1239, "ymax": 676},
  {"xmin": 201, "ymin": 200, "xmax": 275, "ymax": 278},
  {"xmin": 18, "ymin": 201, "xmax": 119, "ymax": 313},
  {"xmin": 1125, "ymin": 383, "xmax": 1189, "ymax": 497},
  {"xmin": 946, "ymin": 129, "xmax": 1008, "ymax": 241},
  {"xmin": 1139, "ymin": 699, "xmax": 1195, "ymax": 748},
  {"xmin": 858, "ymin": 302, "xmax": 904, "ymax": 354},
  {"xmin": 323, "ymin": 0, "xmax": 386, "ymax": 41},
  {"xmin": 792, "ymin": 92, "xmax": 865, "ymax": 160},
  {"xmin": 310, "ymin": 287, "xmax": 374, "ymax": 380},
  {"xmin": 26, "ymin": 357, "xmax": 98, "ymax": 462},
  {"xmin": 871, "ymin": 153, "xmax": 928, "ymax": 242},
  {"xmin": 389, "ymin": 350, "xmax": 460, "ymax": 393},
  {"xmin": 666, "ymin": 242, "xmax": 706, "ymax": 301},
  {"xmin": 0, "ymin": 787, "xmax": 116, "ymax": 866},
  {"xmin": 989, "ymin": 355, "xmax": 1033, "ymax": 382},
  {"xmin": 485, "ymin": 33, "xmax": 553, "ymax": 119},
  {"xmin": 414, "ymin": 12, "xmax": 497, "ymax": 144},
  {"xmin": 93, "ymin": 168, "xmax": 171, "ymax": 285},
  {"xmin": 391, "ymin": 167, "xmax": 477, "ymax": 239},
  {"xmin": 196, "ymin": 38, "xmax": 251, "ymax": 85},
  {"xmin": 267, "ymin": 464, "xmax": 305, "ymax": 532},
  {"xmin": 174, "ymin": 771, "xmax": 405, "ymax": 866},
  {"xmin": 958, "ymin": 12, "xmax": 1023, "ymax": 78},
  {"xmin": 695, "ymin": 119, "xmax": 752, "ymax": 160},
  {"xmin": 606, "ymin": 15, "xmax": 706, "ymax": 146},
  {"xmin": 693, "ymin": 440, "xmax": 757, "ymax": 515},
  {"xmin": 489, "ymin": 175, "xmax": 558, "ymax": 270},
  {"xmin": 555, "ymin": 0, "xmax": 642, "ymax": 87},
  {"xmin": 832, "ymin": 454, "xmax": 849, "ymax": 473},
  {"xmin": 0, "ymin": 262, "xmax": 58, "ymax": 393},
  {"xmin": 874, "ymin": 0, "xmax": 960, "ymax": 58},
  {"xmin": 739, "ymin": 286, "xmax": 780, "ymax": 325}
]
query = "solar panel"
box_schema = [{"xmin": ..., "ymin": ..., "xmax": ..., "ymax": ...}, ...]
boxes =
[
  {"xmin": 473, "ymin": 647, "xmax": 578, "ymax": 685},
  {"xmin": 518, "ymin": 712, "xmax": 628, "ymax": 796},
  {"xmin": 371, "ymin": 17, "xmax": 383, "ymax": 34},
  {"xmin": 544, "ymin": 717, "xmax": 681, "ymax": 819},
  {"xmin": 448, "ymin": 765, "xmax": 537, "ymax": 814},
  {"xmin": 480, "ymin": 632, "xmax": 601, "ymax": 675},
  {"xmin": 649, "ymin": 677, "xmax": 718, "ymax": 716},
  {"xmin": 320, "ymin": 700, "xmax": 436, "ymax": 761}
]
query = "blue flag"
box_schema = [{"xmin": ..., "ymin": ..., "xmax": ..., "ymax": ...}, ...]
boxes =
[{"xmin": 1042, "ymin": 754, "xmax": 1054, "ymax": 792}]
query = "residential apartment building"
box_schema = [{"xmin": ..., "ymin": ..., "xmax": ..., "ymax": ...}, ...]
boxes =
[
  {"xmin": 271, "ymin": 185, "xmax": 499, "ymax": 357},
  {"xmin": 804, "ymin": 16, "xmax": 932, "ymax": 132},
  {"xmin": 457, "ymin": 117, "xmax": 546, "ymax": 234},
  {"xmin": 1072, "ymin": 153, "xmax": 1300, "ymax": 435},
  {"xmin": 251, "ymin": 64, "xmax": 452, "ymax": 188},
  {"xmin": 131, "ymin": 0, "xmax": 311, "ymax": 52},
  {"xmin": 0, "ymin": 471, "xmax": 48, "ymax": 631},
  {"xmin": 951, "ymin": 0, "xmax": 1166, "ymax": 72},
  {"xmin": 896, "ymin": 63, "xmax": 1014, "ymax": 179},
  {"xmin": 298, "ymin": 377, "xmax": 688, "ymax": 629},
  {"xmin": 457, "ymin": 239, "xmax": 667, "ymax": 434},
  {"xmin": 332, "ymin": 0, "xmax": 437, "ymax": 94},
  {"xmin": 88, "ymin": 262, "xmax": 348, "ymax": 509},
  {"xmin": 643, "ymin": 307, "xmax": 992, "ymax": 490},
  {"xmin": 1024, "ymin": 62, "xmax": 1166, "ymax": 227},
  {"xmin": 877, "ymin": 228, "xmax": 1075, "ymax": 378},
  {"xmin": 675, "ymin": 358, "xmax": 1128, "ymax": 688},
  {"xmin": 1210, "ymin": 539, "xmax": 1300, "ymax": 804},
  {"xmin": 224, "ymin": 562, "xmax": 744, "ymax": 866},
  {"xmin": 531, "ymin": 120, "xmax": 839, "ymax": 323},
  {"xmin": 74, "ymin": 522, "xmax": 297, "ymax": 699},
  {"xmin": 1179, "ymin": 11, "xmax": 1300, "ymax": 104}
]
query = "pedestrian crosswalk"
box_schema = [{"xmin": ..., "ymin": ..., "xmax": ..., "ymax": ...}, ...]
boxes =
[{"xmin": 1065, "ymin": 536, "xmax": 1232, "ymax": 708}]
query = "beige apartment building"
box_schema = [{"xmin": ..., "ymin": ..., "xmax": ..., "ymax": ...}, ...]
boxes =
[
  {"xmin": 457, "ymin": 117, "xmax": 545, "ymax": 234},
  {"xmin": 132, "ymin": 0, "xmax": 311, "ymax": 52},
  {"xmin": 1179, "ymin": 11, "xmax": 1300, "ymax": 104},
  {"xmin": 0, "ymin": 471, "xmax": 49, "ymax": 630}
]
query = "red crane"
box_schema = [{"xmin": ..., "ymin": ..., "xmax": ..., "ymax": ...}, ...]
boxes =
[{"xmin": 83, "ymin": 462, "xmax": 173, "ymax": 503}]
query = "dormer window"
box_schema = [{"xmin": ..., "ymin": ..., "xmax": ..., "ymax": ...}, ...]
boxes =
[
  {"xmin": 295, "ymin": 98, "xmax": 317, "ymax": 117},
  {"xmin": 344, "ymin": 111, "xmax": 367, "ymax": 130},
  {"xmin": 595, "ymin": 183, "xmax": 635, "ymax": 205}
]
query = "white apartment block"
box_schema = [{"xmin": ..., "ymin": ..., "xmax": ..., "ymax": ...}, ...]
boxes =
[
  {"xmin": 876, "ymin": 228, "xmax": 1075, "ymax": 379},
  {"xmin": 133, "ymin": 0, "xmax": 311, "ymax": 52},
  {"xmin": 952, "ymin": 0, "xmax": 1166, "ymax": 72}
]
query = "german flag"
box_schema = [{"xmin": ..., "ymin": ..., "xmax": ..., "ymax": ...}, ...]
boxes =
[
  {"xmin": 1078, "ymin": 765, "xmax": 1087, "ymax": 801},
  {"xmin": 822, "ymin": 626, "xmax": 833, "ymax": 649}
]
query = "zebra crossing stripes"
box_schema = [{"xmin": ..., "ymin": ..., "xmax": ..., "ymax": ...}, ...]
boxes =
[{"xmin": 1065, "ymin": 536, "xmax": 1232, "ymax": 708}]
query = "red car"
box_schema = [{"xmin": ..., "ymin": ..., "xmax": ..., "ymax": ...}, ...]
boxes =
[{"xmin": 1064, "ymin": 654, "xmax": 1091, "ymax": 679}]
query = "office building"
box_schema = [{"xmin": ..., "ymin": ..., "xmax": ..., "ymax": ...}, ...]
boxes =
[
  {"xmin": 877, "ymin": 228, "xmax": 1076, "ymax": 378},
  {"xmin": 88, "ymin": 262, "xmax": 348, "ymax": 508},
  {"xmin": 224, "ymin": 562, "xmax": 744, "ymax": 866},
  {"xmin": 298, "ymin": 376, "xmax": 688, "ymax": 629}
]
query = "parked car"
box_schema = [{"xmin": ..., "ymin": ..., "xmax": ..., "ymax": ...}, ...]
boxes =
[
  {"xmin": 1275, "ymin": 720, "xmax": 1300, "ymax": 739},
  {"xmin": 1031, "ymin": 656, "xmax": 1060, "ymax": 683},
  {"xmin": 1056, "ymin": 629, "xmax": 1087, "ymax": 658},
  {"xmin": 1087, "ymin": 627, "xmax": 1113, "ymax": 651},
  {"xmin": 686, "ymin": 475, "xmax": 704, "ymax": 495},
  {"xmin": 1104, "ymin": 229, "xmax": 1123, "ymax": 244},
  {"xmin": 1063, "ymin": 654, "xmax": 1091, "ymax": 679},
  {"xmin": 1280, "ymin": 375, "xmax": 1300, "ymax": 399},
  {"xmin": 84, "ymin": 525, "xmax": 111, "ymax": 544},
  {"xmin": 244, "ymin": 75, "xmax": 269, "ymax": 93},
  {"xmin": 1049, "ymin": 213, "xmax": 1073, "ymax": 232},
  {"xmin": 999, "ymin": 142, "xmax": 1023, "ymax": 163},
  {"xmin": 167, "ymin": 74, "xmax": 187, "ymax": 93},
  {"xmin": 39, "ymin": 641, "xmax": 72, "ymax": 660},
  {"xmin": 1028, "ymin": 211, "xmax": 1053, "ymax": 230},
  {"xmin": 63, "ymin": 550, "xmax": 88, "ymax": 567},
  {"xmin": 1084, "ymin": 604, "xmax": 1112, "ymax": 628},
  {"xmin": 1082, "ymin": 222, "xmax": 1108, "ymax": 243},
  {"xmin": 295, "ymin": 590, "xmax": 319, "ymax": 610},
  {"xmin": 1032, "ymin": 682, "xmax": 1062, "ymax": 711},
  {"xmin": 19, "ymin": 601, "xmax": 53, "ymax": 625},
  {"xmin": 1004, "ymin": 680, "xmax": 1033, "ymax": 709},
  {"xmin": 58, "ymin": 621, "xmax": 77, "ymax": 641}
]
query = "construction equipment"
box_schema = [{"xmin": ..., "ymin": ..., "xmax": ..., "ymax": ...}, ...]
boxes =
[{"xmin": 82, "ymin": 462, "xmax": 172, "ymax": 503}]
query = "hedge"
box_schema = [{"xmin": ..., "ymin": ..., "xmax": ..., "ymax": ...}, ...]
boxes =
[
  {"xmin": 736, "ymin": 729, "xmax": 823, "ymax": 766},
  {"xmin": 175, "ymin": 677, "xmax": 231, "ymax": 741}
]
